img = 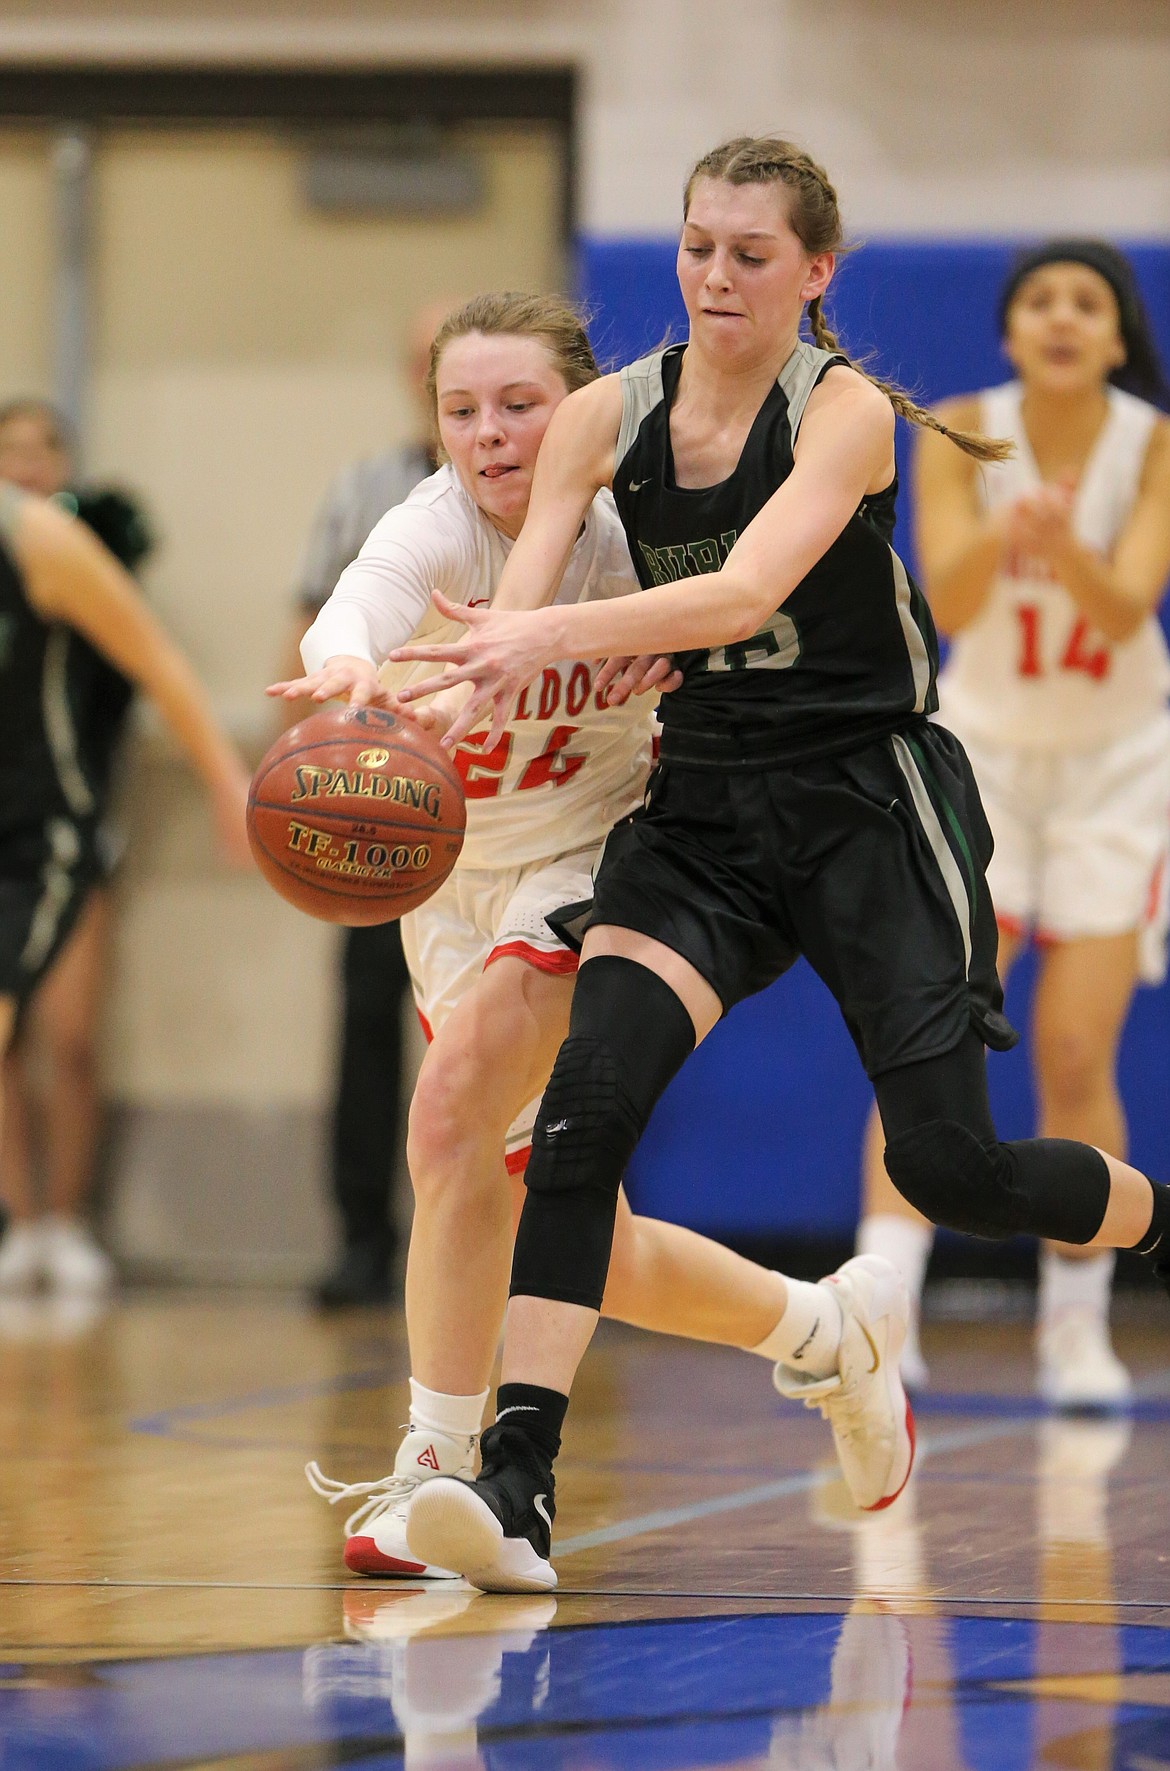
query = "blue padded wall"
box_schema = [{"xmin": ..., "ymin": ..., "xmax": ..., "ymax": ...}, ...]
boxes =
[{"xmin": 577, "ymin": 236, "xmax": 1170, "ymax": 1240}]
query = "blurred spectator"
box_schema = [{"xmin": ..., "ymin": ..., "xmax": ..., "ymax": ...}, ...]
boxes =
[
  {"xmin": 0, "ymin": 398, "xmax": 251, "ymax": 1293},
  {"xmin": 0, "ymin": 400, "xmax": 152, "ymax": 1293},
  {"xmin": 281, "ymin": 300, "xmax": 453, "ymax": 1309}
]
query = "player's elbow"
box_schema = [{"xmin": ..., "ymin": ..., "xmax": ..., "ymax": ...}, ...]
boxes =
[{"xmin": 718, "ymin": 570, "xmax": 785, "ymax": 646}]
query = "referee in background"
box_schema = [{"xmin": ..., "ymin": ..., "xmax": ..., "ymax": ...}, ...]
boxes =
[{"xmin": 283, "ymin": 300, "xmax": 450, "ymax": 1308}]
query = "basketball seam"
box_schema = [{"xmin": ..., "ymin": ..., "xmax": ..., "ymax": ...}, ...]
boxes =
[{"xmin": 247, "ymin": 797, "xmax": 465, "ymax": 841}]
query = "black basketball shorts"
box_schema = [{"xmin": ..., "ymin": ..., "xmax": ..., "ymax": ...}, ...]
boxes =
[
  {"xmin": 551, "ymin": 720, "xmax": 1017, "ymax": 1080},
  {"xmin": 0, "ymin": 815, "xmax": 103, "ymax": 1007}
]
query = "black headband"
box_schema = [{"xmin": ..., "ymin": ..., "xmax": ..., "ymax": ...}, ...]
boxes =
[{"xmin": 997, "ymin": 239, "xmax": 1141, "ymax": 342}]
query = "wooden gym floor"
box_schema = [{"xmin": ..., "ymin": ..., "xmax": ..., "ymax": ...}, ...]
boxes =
[{"xmin": 1, "ymin": 1290, "xmax": 1169, "ymax": 1768}]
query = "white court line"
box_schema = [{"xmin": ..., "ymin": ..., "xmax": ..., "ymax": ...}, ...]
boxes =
[{"xmin": 555, "ymin": 1418, "xmax": 1029, "ymax": 1556}]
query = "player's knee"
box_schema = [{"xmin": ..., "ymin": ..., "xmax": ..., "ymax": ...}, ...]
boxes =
[
  {"xmin": 883, "ymin": 1119, "xmax": 1029, "ymax": 1240},
  {"xmin": 525, "ymin": 1033, "xmax": 640, "ymax": 1204},
  {"xmin": 1034, "ymin": 1025, "xmax": 1112, "ymax": 1113},
  {"xmin": 525, "ymin": 956, "xmax": 697, "ymax": 1202},
  {"xmin": 406, "ymin": 1046, "xmax": 507, "ymax": 1196}
]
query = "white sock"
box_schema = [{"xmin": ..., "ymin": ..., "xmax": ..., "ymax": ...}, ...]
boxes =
[
  {"xmin": 752, "ymin": 1277, "xmax": 843, "ymax": 1379},
  {"xmin": 857, "ymin": 1214, "xmax": 933, "ymax": 1311},
  {"xmin": 1038, "ymin": 1248, "xmax": 1115, "ymax": 1327},
  {"xmin": 408, "ymin": 1378, "xmax": 489, "ymax": 1440}
]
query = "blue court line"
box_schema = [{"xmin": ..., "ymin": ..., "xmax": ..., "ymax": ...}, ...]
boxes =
[
  {"xmin": 556, "ymin": 1367, "xmax": 1170, "ymax": 1557},
  {"xmin": 129, "ymin": 1367, "xmax": 399, "ymax": 1436},
  {"xmin": 912, "ymin": 1391, "xmax": 1170, "ymax": 1421},
  {"xmin": 555, "ymin": 1418, "xmax": 1025, "ymax": 1556}
]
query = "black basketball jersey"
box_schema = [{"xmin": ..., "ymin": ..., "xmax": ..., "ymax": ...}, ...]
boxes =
[
  {"xmin": 57, "ymin": 489, "xmax": 152, "ymax": 807},
  {"xmin": 0, "ymin": 489, "xmax": 102, "ymax": 836},
  {"xmin": 611, "ymin": 341, "xmax": 939, "ymax": 768}
]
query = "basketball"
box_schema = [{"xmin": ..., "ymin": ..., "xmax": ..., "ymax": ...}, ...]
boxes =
[{"xmin": 247, "ymin": 704, "xmax": 466, "ymax": 924}]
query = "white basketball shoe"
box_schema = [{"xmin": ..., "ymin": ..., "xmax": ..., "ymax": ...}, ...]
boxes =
[
  {"xmin": 306, "ymin": 1425, "xmax": 477, "ymax": 1577},
  {"xmin": 1037, "ymin": 1308, "xmax": 1133, "ymax": 1410},
  {"xmin": 41, "ymin": 1217, "xmax": 115, "ymax": 1294},
  {"xmin": 773, "ymin": 1254, "xmax": 915, "ymax": 1512},
  {"xmin": 0, "ymin": 1222, "xmax": 46, "ymax": 1291}
]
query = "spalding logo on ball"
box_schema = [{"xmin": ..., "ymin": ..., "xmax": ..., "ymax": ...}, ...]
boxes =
[{"xmin": 247, "ymin": 705, "xmax": 466, "ymax": 924}]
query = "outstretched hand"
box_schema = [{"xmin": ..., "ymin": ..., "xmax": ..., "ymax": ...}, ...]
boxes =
[
  {"xmin": 265, "ymin": 654, "xmax": 392, "ymax": 709},
  {"xmin": 389, "ymin": 590, "xmax": 558, "ymax": 748}
]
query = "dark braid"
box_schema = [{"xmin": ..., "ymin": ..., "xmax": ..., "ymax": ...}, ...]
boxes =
[
  {"xmin": 805, "ymin": 295, "xmax": 1012, "ymax": 464},
  {"xmin": 686, "ymin": 137, "xmax": 1013, "ymax": 465}
]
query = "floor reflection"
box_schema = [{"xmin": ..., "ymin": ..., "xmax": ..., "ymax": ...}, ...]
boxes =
[{"xmin": 3, "ymin": 1599, "xmax": 1170, "ymax": 1769}]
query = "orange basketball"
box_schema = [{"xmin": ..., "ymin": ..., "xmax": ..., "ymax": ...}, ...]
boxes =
[{"xmin": 247, "ymin": 704, "xmax": 466, "ymax": 925}]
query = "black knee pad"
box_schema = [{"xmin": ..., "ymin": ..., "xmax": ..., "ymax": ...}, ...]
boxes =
[
  {"xmin": 511, "ymin": 955, "xmax": 698, "ymax": 1309},
  {"xmin": 884, "ymin": 1120, "xmax": 1029, "ymax": 1240},
  {"xmin": 884, "ymin": 1120, "xmax": 1111, "ymax": 1245},
  {"xmin": 526, "ymin": 1032, "xmax": 647, "ymax": 1196}
]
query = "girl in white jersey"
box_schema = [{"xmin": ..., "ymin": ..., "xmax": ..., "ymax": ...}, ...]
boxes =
[
  {"xmin": 858, "ymin": 241, "xmax": 1170, "ymax": 1406},
  {"xmin": 272, "ymin": 293, "xmax": 855, "ymax": 1578}
]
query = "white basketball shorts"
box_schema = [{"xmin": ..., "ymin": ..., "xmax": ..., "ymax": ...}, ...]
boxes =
[
  {"xmin": 950, "ymin": 710, "xmax": 1170, "ymax": 984},
  {"xmin": 399, "ymin": 844, "xmax": 597, "ymax": 1168}
]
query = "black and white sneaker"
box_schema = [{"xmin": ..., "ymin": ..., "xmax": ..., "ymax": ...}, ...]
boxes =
[{"xmin": 404, "ymin": 1424, "xmax": 557, "ymax": 1593}]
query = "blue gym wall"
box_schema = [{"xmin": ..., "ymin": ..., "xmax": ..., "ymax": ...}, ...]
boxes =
[{"xmin": 577, "ymin": 237, "xmax": 1170, "ymax": 1246}]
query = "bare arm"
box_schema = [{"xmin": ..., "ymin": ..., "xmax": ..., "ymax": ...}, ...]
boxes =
[
  {"xmin": 489, "ymin": 374, "xmax": 623, "ymax": 612},
  {"xmin": 17, "ymin": 496, "xmax": 251, "ymax": 862},
  {"xmin": 913, "ymin": 396, "xmax": 1004, "ymax": 637},
  {"xmin": 394, "ymin": 369, "xmax": 895, "ymax": 743}
]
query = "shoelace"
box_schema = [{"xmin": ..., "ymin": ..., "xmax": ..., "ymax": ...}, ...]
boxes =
[{"xmin": 304, "ymin": 1460, "xmax": 418, "ymax": 1538}]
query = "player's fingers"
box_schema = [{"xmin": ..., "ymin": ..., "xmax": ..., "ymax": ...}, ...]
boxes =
[
  {"xmin": 484, "ymin": 698, "xmax": 512, "ymax": 750},
  {"xmin": 442, "ymin": 690, "xmax": 495, "ymax": 749},
  {"xmin": 594, "ymin": 656, "xmax": 630, "ymax": 697},
  {"xmin": 396, "ymin": 667, "xmax": 470, "ymax": 703},
  {"xmin": 603, "ymin": 663, "xmax": 640, "ymax": 705},
  {"xmin": 432, "ymin": 588, "xmax": 485, "ymax": 627},
  {"xmin": 605, "ymin": 654, "xmax": 662, "ymax": 704},
  {"xmin": 310, "ymin": 673, "xmax": 352, "ymax": 701},
  {"xmin": 658, "ymin": 667, "xmax": 684, "ymax": 694},
  {"xmin": 389, "ymin": 641, "xmax": 470, "ymax": 668},
  {"xmin": 636, "ymin": 655, "xmax": 675, "ymax": 690}
]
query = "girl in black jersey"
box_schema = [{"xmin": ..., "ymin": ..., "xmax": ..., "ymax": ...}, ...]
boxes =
[
  {"xmin": 390, "ymin": 137, "xmax": 1170, "ymax": 1595},
  {"xmin": 0, "ymin": 400, "xmax": 155, "ymax": 1293},
  {"xmin": 0, "ymin": 482, "xmax": 252, "ymax": 1283}
]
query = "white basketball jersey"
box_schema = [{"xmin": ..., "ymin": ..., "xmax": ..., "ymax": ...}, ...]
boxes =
[
  {"xmin": 939, "ymin": 382, "xmax": 1170, "ymax": 750},
  {"xmin": 308, "ymin": 465, "xmax": 652, "ymax": 870}
]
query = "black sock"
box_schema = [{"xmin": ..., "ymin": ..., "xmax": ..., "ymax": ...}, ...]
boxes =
[
  {"xmin": 1132, "ymin": 1179, "xmax": 1170, "ymax": 1265},
  {"xmin": 493, "ymin": 1382, "xmax": 568, "ymax": 1463}
]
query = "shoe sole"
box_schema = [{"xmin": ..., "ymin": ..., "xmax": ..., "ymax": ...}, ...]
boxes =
[
  {"xmin": 406, "ymin": 1479, "xmax": 557, "ymax": 1593},
  {"xmin": 832, "ymin": 1255, "xmax": 917, "ymax": 1511},
  {"xmin": 864, "ymin": 1395, "xmax": 916, "ymax": 1511},
  {"xmin": 1037, "ymin": 1358, "xmax": 1133, "ymax": 1413},
  {"xmin": 1037, "ymin": 1387, "xmax": 1134, "ymax": 1414},
  {"xmin": 343, "ymin": 1534, "xmax": 458, "ymax": 1579}
]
